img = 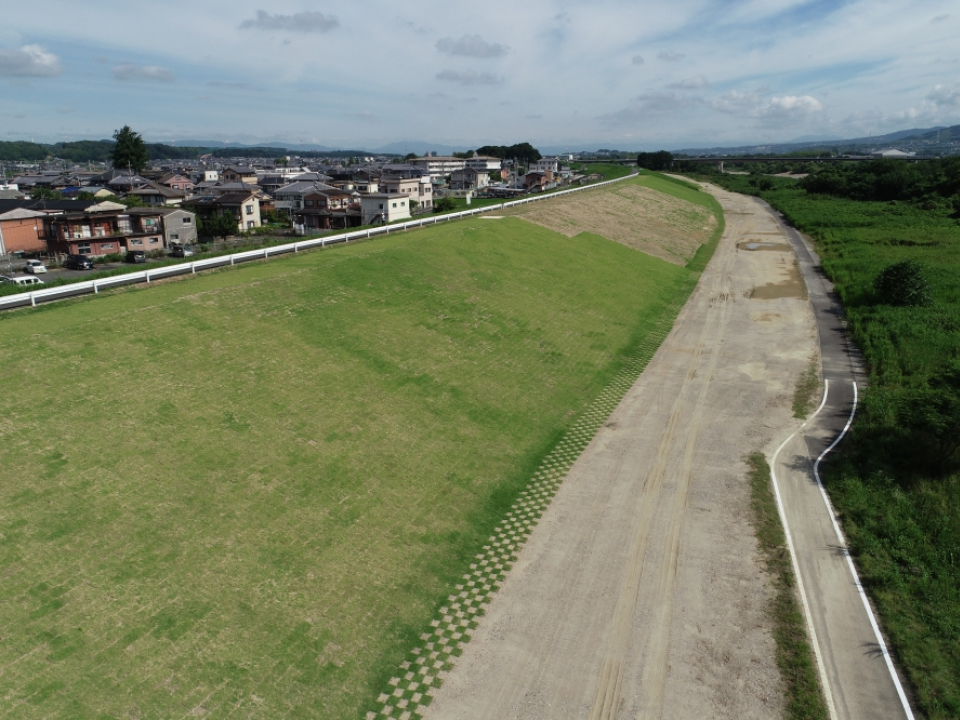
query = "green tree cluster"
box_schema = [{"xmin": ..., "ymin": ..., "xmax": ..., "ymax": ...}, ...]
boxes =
[
  {"xmin": 475, "ymin": 143, "xmax": 542, "ymax": 163},
  {"xmin": 199, "ymin": 212, "xmax": 239, "ymax": 239},
  {"xmin": 874, "ymin": 259, "xmax": 933, "ymax": 307},
  {"xmin": 111, "ymin": 125, "xmax": 149, "ymax": 173},
  {"xmin": 636, "ymin": 151, "xmax": 674, "ymax": 170}
]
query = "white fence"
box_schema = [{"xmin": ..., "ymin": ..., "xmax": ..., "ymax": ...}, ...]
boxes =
[{"xmin": 0, "ymin": 172, "xmax": 637, "ymax": 311}]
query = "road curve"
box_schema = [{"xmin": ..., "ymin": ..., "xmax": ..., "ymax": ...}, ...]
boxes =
[{"xmin": 761, "ymin": 197, "xmax": 915, "ymax": 720}]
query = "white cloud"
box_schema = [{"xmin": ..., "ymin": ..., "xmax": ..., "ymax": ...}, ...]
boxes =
[
  {"xmin": 436, "ymin": 35, "xmax": 508, "ymax": 58},
  {"xmin": 668, "ymin": 75, "xmax": 709, "ymax": 89},
  {"xmin": 435, "ymin": 69, "xmax": 501, "ymax": 85},
  {"xmin": 928, "ymin": 83, "xmax": 960, "ymax": 107},
  {"xmin": 711, "ymin": 89, "xmax": 764, "ymax": 114},
  {"xmin": 768, "ymin": 95, "xmax": 823, "ymax": 113},
  {"xmin": 0, "ymin": 44, "xmax": 61, "ymax": 77},
  {"xmin": 239, "ymin": 10, "xmax": 339, "ymax": 33},
  {"xmin": 657, "ymin": 51, "xmax": 685, "ymax": 62},
  {"xmin": 599, "ymin": 92, "xmax": 699, "ymax": 126},
  {"xmin": 113, "ymin": 64, "xmax": 175, "ymax": 82},
  {"xmin": 632, "ymin": 55, "xmax": 645, "ymax": 65}
]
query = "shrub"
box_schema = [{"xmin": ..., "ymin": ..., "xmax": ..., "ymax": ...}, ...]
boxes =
[{"xmin": 874, "ymin": 259, "xmax": 932, "ymax": 306}]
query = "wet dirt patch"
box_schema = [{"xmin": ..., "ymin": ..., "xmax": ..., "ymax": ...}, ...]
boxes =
[
  {"xmin": 737, "ymin": 241, "xmax": 792, "ymax": 252},
  {"xmin": 751, "ymin": 261, "xmax": 807, "ymax": 300}
]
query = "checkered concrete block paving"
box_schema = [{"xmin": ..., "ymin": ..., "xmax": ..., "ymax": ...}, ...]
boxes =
[{"xmin": 367, "ymin": 298, "xmax": 686, "ymax": 719}]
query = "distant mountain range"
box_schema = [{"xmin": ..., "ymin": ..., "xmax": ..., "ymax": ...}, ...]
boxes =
[{"xmin": 673, "ymin": 125, "xmax": 957, "ymax": 156}]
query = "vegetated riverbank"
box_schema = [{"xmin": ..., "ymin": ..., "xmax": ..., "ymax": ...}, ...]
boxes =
[{"xmin": 684, "ymin": 165, "xmax": 960, "ymax": 719}]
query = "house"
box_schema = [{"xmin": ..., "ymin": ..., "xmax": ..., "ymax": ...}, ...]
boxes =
[
  {"xmin": 125, "ymin": 183, "xmax": 187, "ymax": 207},
  {"xmin": 158, "ymin": 171, "xmax": 195, "ymax": 192},
  {"xmin": 359, "ymin": 194, "xmax": 411, "ymax": 225},
  {"xmin": 292, "ymin": 190, "xmax": 361, "ymax": 231},
  {"xmin": 379, "ymin": 175, "xmax": 433, "ymax": 210},
  {"xmin": 220, "ymin": 165, "xmax": 258, "ymax": 184},
  {"xmin": 128, "ymin": 207, "xmax": 198, "ymax": 247},
  {"xmin": 0, "ymin": 208, "xmax": 47, "ymax": 255},
  {"xmin": 44, "ymin": 201, "xmax": 167, "ymax": 256},
  {"xmin": 531, "ymin": 158, "xmax": 560, "ymax": 174},
  {"xmin": 523, "ymin": 172, "xmax": 549, "ymax": 192},
  {"xmin": 450, "ymin": 168, "xmax": 490, "ymax": 191},
  {"xmin": 186, "ymin": 192, "xmax": 261, "ymax": 232},
  {"xmin": 274, "ymin": 181, "xmax": 344, "ymax": 211}
]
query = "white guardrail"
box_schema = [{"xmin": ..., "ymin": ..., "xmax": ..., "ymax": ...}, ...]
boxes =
[{"xmin": 0, "ymin": 172, "xmax": 638, "ymax": 311}]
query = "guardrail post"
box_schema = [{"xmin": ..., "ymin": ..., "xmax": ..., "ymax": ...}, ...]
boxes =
[
  {"xmin": 146, "ymin": 271, "xmax": 150, "ymax": 283},
  {"xmin": 191, "ymin": 263, "xmax": 196, "ymax": 274},
  {"xmin": 93, "ymin": 280, "xmax": 98, "ymax": 294},
  {"xmin": 264, "ymin": 248, "xmax": 269, "ymax": 258},
  {"xmin": 230, "ymin": 255, "xmax": 235, "ymax": 266},
  {"xmin": 30, "ymin": 292, "xmax": 36, "ymax": 307},
  {"xmin": 294, "ymin": 243, "xmax": 299, "ymax": 253}
]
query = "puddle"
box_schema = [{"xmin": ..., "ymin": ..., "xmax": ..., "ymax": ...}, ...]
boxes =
[{"xmin": 738, "ymin": 241, "xmax": 792, "ymax": 252}]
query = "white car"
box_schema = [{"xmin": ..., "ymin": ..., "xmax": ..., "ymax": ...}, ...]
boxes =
[
  {"xmin": 0, "ymin": 275, "xmax": 45, "ymax": 287},
  {"xmin": 23, "ymin": 259, "xmax": 47, "ymax": 274}
]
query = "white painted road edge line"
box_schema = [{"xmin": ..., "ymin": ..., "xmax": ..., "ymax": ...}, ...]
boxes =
[
  {"xmin": 769, "ymin": 381, "xmax": 839, "ymax": 720},
  {"xmin": 811, "ymin": 381, "xmax": 916, "ymax": 720}
]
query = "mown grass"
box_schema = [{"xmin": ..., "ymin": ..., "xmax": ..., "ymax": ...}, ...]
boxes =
[
  {"xmin": 0, "ymin": 207, "xmax": 696, "ymax": 719},
  {"xmin": 688, "ymin": 170, "xmax": 960, "ymax": 719},
  {"xmin": 746, "ymin": 453, "xmax": 829, "ymax": 720}
]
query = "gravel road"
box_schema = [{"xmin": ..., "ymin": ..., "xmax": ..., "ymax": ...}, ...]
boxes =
[{"xmin": 422, "ymin": 184, "xmax": 819, "ymax": 719}]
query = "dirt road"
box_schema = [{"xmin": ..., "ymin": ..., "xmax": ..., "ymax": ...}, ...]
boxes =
[
  {"xmin": 766, "ymin": 204, "xmax": 915, "ymax": 720},
  {"xmin": 422, "ymin": 185, "xmax": 819, "ymax": 719}
]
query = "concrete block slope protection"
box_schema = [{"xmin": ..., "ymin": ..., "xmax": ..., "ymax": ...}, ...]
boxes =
[{"xmin": 0, "ymin": 174, "xmax": 637, "ymax": 312}]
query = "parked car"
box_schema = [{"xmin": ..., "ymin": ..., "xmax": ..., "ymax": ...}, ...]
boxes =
[
  {"xmin": 63, "ymin": 254, "xmax": 94, "ymax": 270},
  {"xmin": 170, "ymin": 245, "xmax": 195, "ymax": 258},
  {"xmin": 0, "ymin": 275, "xmax": 45, "ymax": 287},
  {"xmin": 126, "ymin": 250, "xmax": 147, "ymax": 264},
  {"xmin": 23, "ymin": 259, "xmax": 47, "ymax": 274}
]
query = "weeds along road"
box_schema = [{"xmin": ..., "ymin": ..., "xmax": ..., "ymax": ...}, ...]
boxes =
[
  {"xmin": 422, "ymin": 187, "xmax": 819, "ymax": 719},
  {"xmin": 764, "ymin": 200, "xmax": 915, "ymax": 720}
]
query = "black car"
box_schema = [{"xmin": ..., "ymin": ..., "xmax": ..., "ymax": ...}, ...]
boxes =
[
  {"xmin": 125, "ymin": 250, "xmax": 147, "ymax": 264},
  {"xmin": 63, "ymin": 254, "xmax": 94, "ymax": 270}
]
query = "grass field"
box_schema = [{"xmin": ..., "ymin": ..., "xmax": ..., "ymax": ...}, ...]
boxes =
[{"xmin": 0, "ymin": 188, "xmax": 706, "ymax": 719}]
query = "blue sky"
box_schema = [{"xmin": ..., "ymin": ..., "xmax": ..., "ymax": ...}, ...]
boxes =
[{"xmin": 1, "ymin": 0, "xmax": 958, "ymax": 150}]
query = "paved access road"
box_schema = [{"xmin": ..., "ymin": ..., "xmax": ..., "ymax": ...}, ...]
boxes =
[
  {"xmin": 422, "ymin": 186, "xmax": 822, "ymax": 719},
  {"xmin": 763, "ymin": 200, "xmax": 915, "ymax": 720}
]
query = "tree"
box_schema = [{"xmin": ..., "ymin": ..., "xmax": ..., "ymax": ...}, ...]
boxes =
[
  {"xmin": 636, "ymin": 150, "xmax": 673, "ymax": 170},
  {"xmin": 112, "ymin": 125, "xmax": 149, "ymax": 173},
  {"xmin": 199, "ymin": 212, "xmax": 238, "ymax": 240},
  {"xmin": 874, "ymin": 260, "xmax": 933, "ymax": 307},
  {"xmin": 404, "ymin": 153, "xmax": 418, "ymax": 161}
]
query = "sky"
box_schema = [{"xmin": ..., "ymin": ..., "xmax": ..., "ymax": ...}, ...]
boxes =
[{"xmin": 1, "ymin": 0, "xmax": 959, "ymax": 151}]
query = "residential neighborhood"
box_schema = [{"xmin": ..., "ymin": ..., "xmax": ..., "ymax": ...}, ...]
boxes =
[{"xmin": 0, "ymin": 147, "xmax": 591, "ymax": 273}]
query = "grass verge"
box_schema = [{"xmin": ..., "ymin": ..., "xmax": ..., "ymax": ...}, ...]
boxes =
[
  {"xmin": 747, "ymin": 452, "xmax": 830, "ymax": 720},
  {"xmin": 792, "ymin": 360, "xmax": 821, "ymax": 418}
]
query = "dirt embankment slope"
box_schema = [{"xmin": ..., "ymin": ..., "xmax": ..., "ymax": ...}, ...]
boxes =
[
  {"xmin": 499, "ymin": 182, "xmax": 717, "ymax": 266},
  {"xmin": 423, "ymin": 184, "xmax": 818, "ymax": 719}
]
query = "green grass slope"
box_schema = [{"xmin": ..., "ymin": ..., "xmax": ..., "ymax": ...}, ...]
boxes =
[{"xmin": 0, "ymin": 215, "xmax": 695, "ymax": 719}]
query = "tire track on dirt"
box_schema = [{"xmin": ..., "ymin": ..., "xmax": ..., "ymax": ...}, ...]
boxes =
[{"xmin": 588, "ymin": 210, "xmax": 747, "ymax": 720}]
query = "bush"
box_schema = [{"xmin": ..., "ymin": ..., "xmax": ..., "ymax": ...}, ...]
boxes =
[
  {"xmin": 874, "ymin": 259, "xmax": 933, "ymax": 306},
  {"xmin": 433, "ymin": 197, "xmax": 456, "ymax": 213}
]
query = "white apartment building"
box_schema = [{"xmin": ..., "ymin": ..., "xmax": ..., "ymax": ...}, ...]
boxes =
[
  {"xmin": 464, "ymin": 155, "xmax": 502, "ymax": 173},
  {"xmin": 411, "ymin": 156, "xmax": 466, "ymax": 180},
  {"xmin": 531, "ymin": 158, "xmax": 560, "ymax": 173}
]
